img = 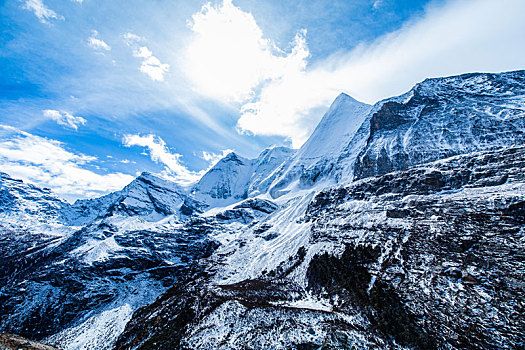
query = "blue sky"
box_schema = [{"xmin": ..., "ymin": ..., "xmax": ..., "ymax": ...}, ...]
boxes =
[{"xmin": 1, "ymin": 0, "xmax": 524, "ymax": 201}]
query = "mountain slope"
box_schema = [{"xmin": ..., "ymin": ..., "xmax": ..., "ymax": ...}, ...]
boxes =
[
  {"xmin": 0, "ymin": 172, "xmax": 72, "ymax": 235},
  {"xmin": 63, "ymin": 172, "xmax": 187, "ymax": 226},
  {"xmin": 0, "ymin": 172, "xmax": 218, "ymax": 350},
  {"xmin": 354, "ymin": 70, "xmax": 525, "ymax": 179},
  {"xmin": 116, "ymin": 145, "xmax": 525, "ymax": 350},
  {"xmin": 269, "ymin": 93, "xmax": 372, "ymax": 197},
  {"xmin": 115, "ymin": 70, "xmax": 525, "ymax": 350}
]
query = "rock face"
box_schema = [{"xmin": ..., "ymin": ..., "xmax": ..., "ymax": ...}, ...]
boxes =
[
  {"xmin": 1, "ymin": 70, "xmax": 525, "ymax": 350},
  {"xmin": 305, "ymin": 145, "xmax": 525, "ymax": 349},
  {"xmin": 354, "ymin": 70, "xmax": 525, "ymax": 179},
  {"xmin": 0, "ymin": 332, "xmax": 58, "ymax": 350}
]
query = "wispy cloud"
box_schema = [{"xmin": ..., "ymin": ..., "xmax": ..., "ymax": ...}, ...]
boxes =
[
  {"xmin": 43, "ymin": 110, "xmax": 87, "ymax": 130},
  {"xmin": 21, "ymin": 0, "xmax": 64, "ymax": 24},
  {"xmin": 88, "ymin": 30, "xmax": 111, "ymax": 52},
  {"xmin": 0, "ymin": 125, "xmax": 134, "ymax": 201},
  {"xmin": 123, "ymin": 134, "xmax": 235, "ymax": 185},
  {"xmin": 372, "ymin": 0, "xmax": 384, "ymax": 10},
  {"xmin": 201, "ymin": 149, "xmax": 233, "ymax": 167},
  {"xmin": 123, "ymin": 32, "xmax": 170, "ymax": 81},
  {"xmin": 123, "ymin": 134, "xmax": 201, "ymax": 185}
]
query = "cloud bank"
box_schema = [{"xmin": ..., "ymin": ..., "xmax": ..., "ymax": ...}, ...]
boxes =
[
  {"xmin": 184, "ymin": 0, "xmax": 309, "ymax": 102},
  {"xmin": 0, "ymin": 125, "xmax": 134, "ymax": 201}
]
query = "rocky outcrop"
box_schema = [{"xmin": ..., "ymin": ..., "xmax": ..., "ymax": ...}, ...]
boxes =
[
  {"xmin": 0, "ymin": 333, "xmax": 58, "ymax": 350},
  {"xmin": 354, "ymin": 70, "xmax": 525, "ymax": 179},
  {"xmin": 215, "ymin": 198, "xmax": 279, "ymax": 224},
  {"xmin": 305, "ymin": 145, "xmax": 525, "ymax": 349}
]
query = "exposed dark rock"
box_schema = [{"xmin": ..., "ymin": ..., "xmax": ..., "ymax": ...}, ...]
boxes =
[
  {"xmin": 354, "ymin": 70, "xmax": 525, "ymax": 180},
  {"xmin": 0, "ymin": 333, "xmax": 58, "ymax": 350},
  {"xmin": 305, "ymin": 146, "xmax": 525, "ymax": 349}
]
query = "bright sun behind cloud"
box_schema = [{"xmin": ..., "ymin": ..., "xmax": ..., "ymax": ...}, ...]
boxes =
[{"xmin": 184, "ymin": 0, "xmax": 309, "ymax": 103}]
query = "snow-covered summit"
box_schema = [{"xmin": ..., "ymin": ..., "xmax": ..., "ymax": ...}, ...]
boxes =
[
  {"xmin": 63, "ymin": 171, "xmax": 187, "ymax": 226},
  {"xmin": 0, "ymin": 172, "xmax": 75, "ymax": 237},
  {"xmin": 188, "ymin": 147, "xmax": 295, "ymax": 209},
  {"xmin": 189, "ymin": 152, "xmax": 253, "ymax": 207},
  {"xmin": 268, "ymin": 93, "xmax": 372, "ymax": 197},
  {"xmin": 0, "ymin": 172, "xmax": 67, "ymax": 217}
]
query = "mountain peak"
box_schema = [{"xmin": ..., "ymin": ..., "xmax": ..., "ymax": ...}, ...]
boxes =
[
  {"xmin": 135, "ymin": 171, "xmax": 164, "ymax": 184},
  {"xmin": 217, "ymin": 151, "xmax": 249, "ymax": 166},
  {"xmin": 293, "ymin": 91, "xmax": 371, "ymax": 162},
  {"xmin": 354, "ymin": 69, "xmax": 525, "ymax": 179},
  {"xmin": 334, "ymin": 92, "xmax": 357, "ymax": 102}
]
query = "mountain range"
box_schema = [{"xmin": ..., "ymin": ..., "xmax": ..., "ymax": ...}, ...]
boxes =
[{"xmin": 0, "ymin": 70, "xmax": 524, "ymax": 350}]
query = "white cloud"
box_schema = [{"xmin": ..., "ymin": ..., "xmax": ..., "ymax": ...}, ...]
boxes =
[
  {"xmin": 201, "ymin": 149, "xmax": 233, "ymax": 167},
  {"xmin": 88, "ymin": 30, "xmax": 111, "ymax": 52},
  {"xmin": 22, "ymin": 0, "xmax": 64, "ymax": 23},
  {"xmin": 43, "ymin": 109, "xmax": 87, "ymax": 130},
  {"xmin": 184, "ymin": 0, "xmax": 309, "ymax": 102},
  {"xmin": 372, "ymin": 0, "xmax": 384, "ymax": 10},
  {"xmin": 123, "ymin": 32, "xmax": 170, "ymax": 81},
  {"xmin": 122, "ymin": 32, "xmax": 144, "ymax": 45},
  {"xmin": 123, "ymin": 134, "xmax": 234, "ymax": 185},
  {"xmin": 123, "ymin": 134, "xmax": 202, "ymax": 185},
  {"xmin": 0, "ymin": 125, "xmax": 134, "ymax": 201},
  {"xmin": 185, "ymin": 0, "xmax": 525, "ymax": 148}
]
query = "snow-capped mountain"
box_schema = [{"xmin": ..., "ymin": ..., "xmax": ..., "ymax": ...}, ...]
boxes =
[
  {"xmin": 115, "ymin": 70, "xmax": 525, "ymax": 350},
  {"xmin": 247, "ymin": 146, "xmax": 296, "ymax": 197},
  {"xmin": 63, "ymin": 171, "xmax": 188, "ymax": 226},
  {"xmin": 0, "ymin": 172, "xmax": 71, "ymax": 235},
  {"xmin": 268, "ymin": 93, "xmax": 371, "ymax": 197},
  {"xmin": 0, "ymin": 171, "xmax": 220, "ymax": 349},
  {"xmin": 187, "ymin": 146, "xmax": 295, "ymax": 210},
  {"xmin": 189, "ymin": 152, "xmax": 254, "ymax": 207},
  {"xmin": 1, "ymin": 70, "xmax": 525, "ymax": 350}
]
